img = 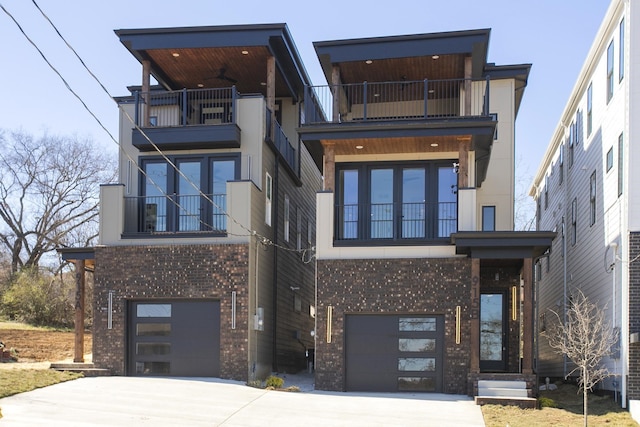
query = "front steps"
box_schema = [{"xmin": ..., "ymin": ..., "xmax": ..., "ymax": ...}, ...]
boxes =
[
  {"xmin": 50, "ymin": 362, "xmax": 111, "ymax": 377},
  {"xmin": 474, "ymin": 380, "xmax": 537, "ymax": 409}
]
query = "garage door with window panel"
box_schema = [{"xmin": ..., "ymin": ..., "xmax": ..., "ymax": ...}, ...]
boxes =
[
  {"xmin": 345, "ymin": 315, "xmax": 443, "ymax": 392},
  {"xmin": 128, "ymin": 300, "xmax": 220, "ymax": 377}
]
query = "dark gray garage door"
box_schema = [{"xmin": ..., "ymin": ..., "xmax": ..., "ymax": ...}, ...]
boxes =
[
  {"xmin": 345, "ymin": 314, "xmax": 444, "ymax": 392},
  {"xmin": 128, "ymin": 300, "xmax": 220, "ymax": 376}
]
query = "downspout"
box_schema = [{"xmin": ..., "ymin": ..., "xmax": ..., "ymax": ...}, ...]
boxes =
[
  {"xmin": 562, "ymin": 216, "xmax": 568, "ymax": 378},
  {"xmin": 272, "ymin": 156, "xmax": 279, "ymax": 372}
]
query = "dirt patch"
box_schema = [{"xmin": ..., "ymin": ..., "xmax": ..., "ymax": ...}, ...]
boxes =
[{"xmin": 0, "ymin": 329, "xmax": 91, "ymax": 363}]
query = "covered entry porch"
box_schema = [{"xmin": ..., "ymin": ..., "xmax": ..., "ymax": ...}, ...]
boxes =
[{"xmin": 452, "ymin": 231, "xmax": 554, "ymax": 397}]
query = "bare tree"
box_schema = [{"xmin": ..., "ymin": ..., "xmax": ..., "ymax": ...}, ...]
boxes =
[
  {"xmin": 514, "ymin": 156, "xmax": 536, "ymax": 231},
  {"xmin": 544, "ymin": 289, "xmax": 618, "ymax": 427},
  {"xmin": 0, "ymin": 130, "xmax": 115, "ymax": 273}
]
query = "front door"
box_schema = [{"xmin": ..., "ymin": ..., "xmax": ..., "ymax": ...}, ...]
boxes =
[{"xmin": 480, "ymin": 291, "xmax": 508, "ymax": 372}]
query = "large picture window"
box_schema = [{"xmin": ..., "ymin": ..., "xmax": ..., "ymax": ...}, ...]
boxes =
[
  {"xmin": 141, "ymin": 155, "xmax": 238, "ymax": 233},
  {"xmin": 336, "ymin": 161, "xmax": 457, "ymax": 242}
]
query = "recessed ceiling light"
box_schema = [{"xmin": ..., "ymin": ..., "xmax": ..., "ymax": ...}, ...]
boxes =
[
  {"xmin": 197, "ymin": 83, "xmax": 204, "ymax": 88},
  {"xmin": 432, "ymin": 55, "xmax": 440, "ymax": 60},
  {"xmin": 260, "ymin": 82, "xmax": 267, "ymax": 86},
  {"xmin": 365, "ymin": 60, "xmax": 373, "ymax": 64},
  {"xmin": 242, "ymin": 50, "xmax": 249, "ymax": 55},
  {"xmin": 356, "ymin": 145, "xmax": 364, "ymax": 150},
  {"xmin": 373, "ymin": 93, "xmax": 380, "ymax": 97},
  {"xmin": 428, "ymin": 89, "xmax": 435, "ymax": 94},
  {"xmin": 430, "ymin": 143, "xmax": 439, "ymax": 147},
  {"xmin": 172, "ymin": 52, "xmax": 180, "ymax": 57}
]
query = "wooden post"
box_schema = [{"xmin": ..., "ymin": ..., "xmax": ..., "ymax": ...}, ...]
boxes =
[
  {"xmin": 74, "ymin": 259, "xmax": 85, "ymax": 363},
  {"xmin": 470, "ymin": 258, "xmax": 480, "ymax": 373},
  {"xmin": 142, "ymin": 60, "xmax": 151, "ymax": 127},
  {"xmin": 267, "ymin": 56, "xmax": 276, "ymax": 140},
  {"xmin": 323, "ymin": 142, "xmax": 335, "ymax": 192},
  {"xmin": 522, "ymin": 257, "xmax": 533, "ymax": 374},
  {"xmin": 458, "ymin": 138, "xmax": 470, "ymax": 188},
  {"xmin": 464, "ymin": 56, "xmax": 472, "ymax": 116},
  {"xmin": 331, "ymin": 66, "xmax": 340, "ymax": 123}
]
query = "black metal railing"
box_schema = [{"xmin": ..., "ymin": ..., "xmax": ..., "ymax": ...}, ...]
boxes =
[
  {"xmin": 133, "ymin": 87, "xmax": 238, "ymax": 127},
  {"xmin": 124, "ymin": 193, "xmax": 227, "ymax": 234},
  {"xmin": 266, "ymin": 107, "xmax": 299, "ymax": 174},
  {"xmin": 336, "ymin": 201, "xmax": 457, "ymax": 241},
  {"xmin": 303, "ymin": 77, "xmax": 490, "ymax": 125}
]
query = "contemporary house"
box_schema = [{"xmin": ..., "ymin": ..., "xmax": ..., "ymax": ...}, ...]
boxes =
[
  {"xmin": 530, "ymin": 0, "xmax": 640, "ymax": 420},
  {"xmin": 91, "ymin": 24, "xmax": 322, "ymax": 381},
  {"xmin": 298, "ymin": 29, "xmax": 554, "ymax": 395}
]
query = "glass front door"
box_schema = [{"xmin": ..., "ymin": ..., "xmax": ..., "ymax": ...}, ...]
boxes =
[{"xmin": 480, "ymin": 292, "xmax": 508, "ymax": 371}]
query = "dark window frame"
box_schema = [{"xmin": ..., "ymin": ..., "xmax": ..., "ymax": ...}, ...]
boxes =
[
  {"xmin": 618, "ymin": 133, "xmax": 624, "ymax": 197},
  {"xmin": 335, "ymin": 160, "xmax": 458, "ymax": 244},
  {"xmin": 482, "ymin": 206, "xmax": 496, "ymax": 231},
  {"xmin": 619, "ymin": 18, "xmax": 625, "ymax": 82},
  {"xmin": 607, "ymin": 40, "xmax": 614, "ymax": 103},
  {"xmin": 140, "ymin": 153, "xmax": 240, "ymax": 233},
  {"xmin": 606, "ymin": 147, "xmax": 614, "ymax": 172},
  {"xmin": 587, "ymin": 83, "xmax": 593, "ymax": 136},
  {"xmin": 589, "ymin": 171, "xmax": 597, "ymax": 226}
]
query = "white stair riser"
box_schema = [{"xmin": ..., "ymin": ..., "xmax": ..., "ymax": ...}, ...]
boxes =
[{"xmin": 478, "ymin": 388, "xmax": 529, "ymax": 398}]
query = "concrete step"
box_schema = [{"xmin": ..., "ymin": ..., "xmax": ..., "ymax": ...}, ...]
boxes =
[
  {"xmin": 477, "ymin": 387, "xmax": 529, "ymax": 398},
  {"xmin": 50, "ymin": 362, "xmax": 111, "ymax": 377},
  {"xmin": 478, "ymin": 380, "xmax": 526, "ymax": 389},
  {"xmin": 475, "ymin": 396, "xmax": 538, "ymax": 409}
]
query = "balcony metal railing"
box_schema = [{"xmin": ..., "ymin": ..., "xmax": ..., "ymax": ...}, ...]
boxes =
[
  {"xmin": 336, "ymin": 201, "xmax": 457, "ymax": 241},
  {"xmin": 133, "ymin": 87, "xmax": 239, "ymax": 127},
  {"xmin": 124, "ymin": 193, "xmax": 227, "ymax": 234},
  {"xmin": 303, "ymin": 77, "xmax": 490, "ymax": 125},
  {"xmin": 266, "ymin": 107, "xmax": 299, "ymax": 174}
]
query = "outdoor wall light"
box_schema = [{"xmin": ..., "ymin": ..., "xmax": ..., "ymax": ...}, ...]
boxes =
[
  {"xmin": 455, "ymin": 305, "xmax": 461, "ymax": 344},
  {"xmin": 107, "ymin": 290, "xmax": 114, "ymax": 330},
  {"xmin": 326, "ymin": 306, "xmax": 333, "ymax": 343},
  {"xmin": 231, "ymin": 291, "xmax": 237, "ymax": 330},
  {"xmin": 512, "ymin": 286, "xmax": 518, "ymax": 321}
]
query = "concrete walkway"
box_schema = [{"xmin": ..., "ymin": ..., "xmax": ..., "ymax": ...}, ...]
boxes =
[{"xmin": 0, "ymin": 376, "xmax": 485, "ymax": 426}]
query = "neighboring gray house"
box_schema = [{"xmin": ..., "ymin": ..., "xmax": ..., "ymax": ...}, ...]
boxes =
[{"xmin": 531, "ymin": 0, "xmax": 640, "ymax": 420}]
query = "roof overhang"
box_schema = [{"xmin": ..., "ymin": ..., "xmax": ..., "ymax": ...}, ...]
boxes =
[
  {"xmin": 115, "ymin": 23, "xmax": 311, "ymax": 100},
  {"xmin": 451, "ymin": 231, "xmax": 556, "ymax": 259},
  {"xmin": 483, "ymin": 63, "xmax": 532, "ymax": 117},
  {"xmin": 57, "ymin": 247, "xmax": 96, "ymax": 270}
]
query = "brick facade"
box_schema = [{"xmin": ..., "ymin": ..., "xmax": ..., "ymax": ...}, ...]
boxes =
[
  {"xmin": 315, "ymin": 257, "xmax": 472, "ymax": 394},
  {"xmin": 629, "ymin": 232, "xmax": 640, "ymax": 400},
  {"xmin": 93, "ymin": 244, "xmax": 250, "ymax": 381}
]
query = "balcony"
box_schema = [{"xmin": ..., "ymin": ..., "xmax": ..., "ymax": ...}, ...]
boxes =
[
  {"xmin": 266, "ymin": 107, "xmax": 299, "ymax": 175},
  {"xmin": 131, "ymin": 87, "xmax": 241, "ymax": 151},
  {"xmin": 303, "ymin": 77, "xmax": 490, "ymax": 125},
  {"xmin": 335, "ymin": 201, "xmax": 456, "ymax": 244},
  {"xmin": 123, "ymin": 194, "xmax": 227, "ymax": 235}
]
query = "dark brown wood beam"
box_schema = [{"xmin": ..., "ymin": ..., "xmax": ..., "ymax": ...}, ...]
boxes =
[
  {"xmin": 73, "ymin": 259, "xmax": 85, "ymax": 363},
  {"xmin": 522, "ymin": 257, "xmax": 533, "ymax": 374}
]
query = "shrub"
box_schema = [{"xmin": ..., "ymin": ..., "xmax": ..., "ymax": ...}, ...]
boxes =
[
  {"xmin": 265, "ymin": 375, "xmax": 284, "ymax": 389},
  {"xmin": 0, "ymin": 268, "xmax": 74, "ymax": 327},
  {"xmin": 538, "ymin": 396, "xmax": 558, "ymax": 408}
]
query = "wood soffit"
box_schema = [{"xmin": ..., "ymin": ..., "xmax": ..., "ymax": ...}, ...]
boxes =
[{"xmin": 320, "ymin": 135, "xmax": 469, "ymax": 155}]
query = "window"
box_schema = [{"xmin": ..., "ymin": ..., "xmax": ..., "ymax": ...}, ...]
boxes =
[
  {"xmin": 559, "ymin": 144, "xmax": 564, "ymax": 185},
  {"xmin": 606, "ymin": 147, "xmax": 614, "ymax": 172},
  {"xmin": 590, "ymin": 171, "xmax": 597, "ymax": 226},
  {"xmin": 571, "ymin": 198, "xmax": 577, "ymax": 246},
  {"xmin": 619, "ymin": 18, "xmax": 625, "ymax": 82},
  {"xmin": 482, "ymin": 206, "xmax": 496, "ymax": 231},
  {"xmin": 576, "ymin": 110, "xmax": 583, "ymax": 145},
  {"xmin": 265, "ymin": 173, "xmax": 272, "ymax": 226},
  {"xmin": 544, "ymin": 175, "xmax": 549, "ymax": 209},
  {"xmin": 284, "ymin": 195, "xmax": 290, "ymax": 242},
  {"xmin": 141, "ymin": 155, "xmax": 237, "ymax": 233},
  {"xmin": 296, "ymin": 211, "xmax": 302, "ymax": 251},
  {"xmin": 307, "ymin": 219, "xmax": 313, "ymax": 247},
  {"xmin": 568, "ymin": 124, "xmax": 575, "ymax": 168},
  {"xmin": 587, "ymin": 83, "xmax": 593, "ymax": 136},
  {"xmin": 490, "ymin": 113, "xmax": 498, "ymax": 140},
  {"xmin": 336, "ymin": 161, "xmax": 457, "ymax": 241},
  {"xmin": 618, "ymin": 133, "xmax": 624, "ymax": 196},
  {"xmin": 607, "ymin": 40, "xmax": 614, "ymax": 103}
]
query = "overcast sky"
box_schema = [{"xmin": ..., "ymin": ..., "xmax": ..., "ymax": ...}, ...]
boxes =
[{"xmin": 1, "ymin": 0, "xmax": 611, "ymax": 194}]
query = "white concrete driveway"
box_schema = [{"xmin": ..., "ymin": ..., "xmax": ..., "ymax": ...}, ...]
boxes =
[{"xmin": 0, "ymin": 377, "xmax": 485, "ymax": 426}]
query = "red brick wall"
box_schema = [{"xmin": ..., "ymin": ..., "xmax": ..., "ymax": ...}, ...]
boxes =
[
  {"xmin": 315, "ymin": 257, "xmax": 472, "ymax": 394},
  {"xmin": 93, "ymin": 244, "xmax": 250, "ymax": 380}
]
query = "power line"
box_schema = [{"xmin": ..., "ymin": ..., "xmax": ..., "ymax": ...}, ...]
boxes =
[{"xmin": 4, "ymin": 1, "xmax": 313, "ymax": 256}]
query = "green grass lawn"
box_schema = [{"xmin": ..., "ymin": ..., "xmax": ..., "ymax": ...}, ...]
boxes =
[{"xmin": 0, "ymin": 369, "xmax": 82, "ymax": 399}]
